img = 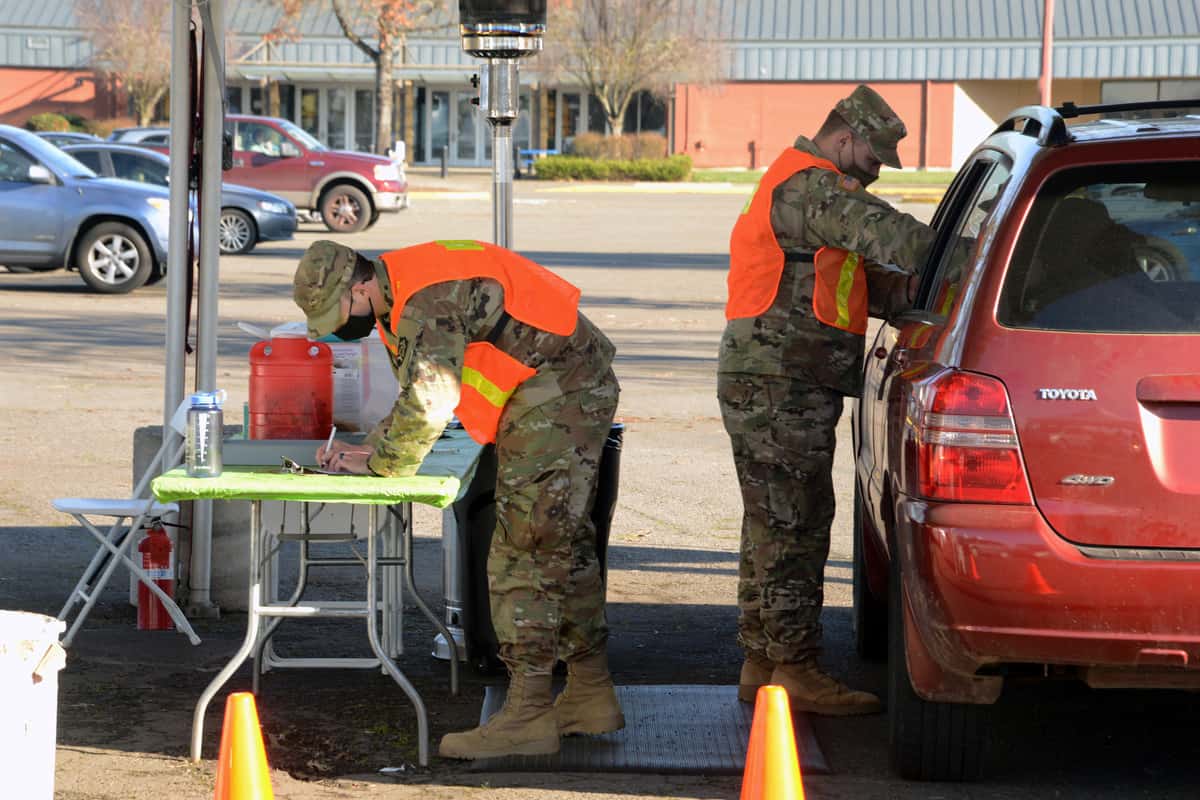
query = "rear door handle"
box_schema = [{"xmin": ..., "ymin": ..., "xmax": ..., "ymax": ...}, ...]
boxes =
[
  {"xmin": 232, "ymin": 158, "xmax": 244, "ymax": 167},
  {"xmin": 1137, "ymin": 375, "xmax": 1200, "ymax": 403}
]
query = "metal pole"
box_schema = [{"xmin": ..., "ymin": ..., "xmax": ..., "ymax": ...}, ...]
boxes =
[
  {"xmin": 189, "ymin": 0, "xmax": 226, "ymax": 615},
  {"xmin": 164, "ymin": 0, "xmax": 190, "ymax": 441},
  {"xmin": 1039, "ymin": 0, "xmax": 1055, "ymax": 106},
  {"xmin": 483, "ymin": 58, "xmax": 520, "ymax": 248}
]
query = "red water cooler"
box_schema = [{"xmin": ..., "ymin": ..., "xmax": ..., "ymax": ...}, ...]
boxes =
[{"xmin": 249, "ymin": 335, "xmax": 333, "ymax": 439}]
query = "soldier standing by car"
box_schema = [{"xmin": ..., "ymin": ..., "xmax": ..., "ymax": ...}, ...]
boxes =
[
  {"xmin": 719, "ymin": 85, "xmax": 937, "ymax": 714},
  {"xmin": 293, "ymin": 239, "xmax": 624, "ymax": 760}
]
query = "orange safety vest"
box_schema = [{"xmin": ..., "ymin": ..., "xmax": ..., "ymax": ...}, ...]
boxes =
[
  {"xmin": 727, "ymin": 148, "xmax": 869, "ymax": 335},
  {"xmin": 377, "ymin": 239, "xmax": 580, "ymax": 444}
]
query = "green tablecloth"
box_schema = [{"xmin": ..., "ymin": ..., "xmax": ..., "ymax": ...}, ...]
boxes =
[{"xmin": 151, "ymin": 430, "xmax": 483, "ymax": 508}]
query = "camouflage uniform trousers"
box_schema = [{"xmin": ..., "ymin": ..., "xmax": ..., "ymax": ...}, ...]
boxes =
[
  {"xmin": 717, "ymin": 372, "xmax": 843, "ymax": 666},
  {"xmin": 488, "ymin": 368, "xmax": 619, "ymax": 676}
]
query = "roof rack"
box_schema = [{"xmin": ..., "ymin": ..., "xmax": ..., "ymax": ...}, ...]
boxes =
[
  {"xmin": 1058, "ymin": 99, "xmax": 1200, "ymax": 118},
  {"xmin": 993, "ymin": 106, "xmax": 1070, "ymax": 147}
]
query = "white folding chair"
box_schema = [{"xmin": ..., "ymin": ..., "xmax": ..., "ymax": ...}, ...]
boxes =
[{"xmin": 53, "ymin": 402, "xmax": 200, "ymax": 647}]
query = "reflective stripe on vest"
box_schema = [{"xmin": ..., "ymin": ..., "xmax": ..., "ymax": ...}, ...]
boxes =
[
  {"xmin": 455, "ymin": 342, "xmax": 536, "ymax": 443},
  {"xmin": 727, "ymin": 147, "xmax": 869, "ymax": 335},
  {"xmin": 377, "ymin": 240, "xmax": 579, "ymax": 444},
  {"xmin": 811, "ymin": 247, "xmax": 868, "ymax": 335}
]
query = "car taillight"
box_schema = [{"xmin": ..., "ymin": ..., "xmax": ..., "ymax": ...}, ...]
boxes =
[{"xmin": 913, "ymin": 370, "xmax": 1033, "ymax": 504}]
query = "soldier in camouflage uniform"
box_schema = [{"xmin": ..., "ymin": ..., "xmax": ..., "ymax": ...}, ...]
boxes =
[
  {"xmin": 293, "ymin": 240, "xmax": 623, "ymax": 760},
  {"xmin": 720, "ymin": 85, "xmax": 936, "ymax": 715}
]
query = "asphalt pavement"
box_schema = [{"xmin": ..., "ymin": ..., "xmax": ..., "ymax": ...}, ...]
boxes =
[{"xmin": 2, "ymin": 175, "xmax": 1198, "ymax": 798}]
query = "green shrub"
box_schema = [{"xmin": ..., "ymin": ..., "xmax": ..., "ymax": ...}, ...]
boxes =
[
  {"xmin": 631, "ymin": 133, "xmax": 668, "ymax": 159},
  {"xmin": 535, "ymin": 153, "xmax": 691, "ymax": 182},
  {"xmin": 569, "ymin": 131, "xmax": 669, "ymax": 161},
  {"xmin": 25, "ymin": 112, "xmax": 71, "ymax": 132}
]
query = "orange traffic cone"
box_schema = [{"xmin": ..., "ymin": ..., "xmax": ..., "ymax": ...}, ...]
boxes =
[
  {"xmin": 740, "ymin": 685, "xmax": 805, "ymax": 800},
  {"xmin": 213, "ymin": 692, "xmax": 274, "ymax": 800}
]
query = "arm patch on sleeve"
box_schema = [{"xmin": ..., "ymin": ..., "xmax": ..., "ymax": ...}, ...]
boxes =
[
  {"xmin": 838, "ymin": 174, "xmax": 862, "ymax": 192},
  {"xmin": 390, "ymin": 318, "xmax": 420, "ymax": 378}
]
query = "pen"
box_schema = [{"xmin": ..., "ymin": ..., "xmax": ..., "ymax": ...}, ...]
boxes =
[{"xmin": 324, "ymin": 425, "xmax": 337, "ymax": 458}]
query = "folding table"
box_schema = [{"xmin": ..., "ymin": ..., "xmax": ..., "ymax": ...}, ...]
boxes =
[{"xmin": 151, "ymin": 428, "xmax": 483, "ymax": 766}]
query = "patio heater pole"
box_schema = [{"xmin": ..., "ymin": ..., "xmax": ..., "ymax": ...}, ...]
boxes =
[
  {"xmin": 431, "ymin": 2, "xmax": 544, "ymax": 663},
  {"xmin": 460, "ymin": 2, "xmax": 545, "ymax": 250}
]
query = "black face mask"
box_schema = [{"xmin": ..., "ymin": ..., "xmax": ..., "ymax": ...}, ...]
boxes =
[
  {"xmin": 333, "ymin": 312, "xmax": 375, "ymax": 341},
  {"xmin": 838, "ymin": 138, "xmax": 879, "ymax": 188}
]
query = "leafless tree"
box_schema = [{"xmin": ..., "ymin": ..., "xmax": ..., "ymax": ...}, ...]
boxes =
[
  {"xmin": 539, "ymin": 0, "xmax": 724, "ymax": 137},
  {"xmin": 77, "ymin": 0, "xmax": 170, "ymax": 126},
  {"xmin": 278, "ymin": 0, "xmax": 449, "ymax": 154}
]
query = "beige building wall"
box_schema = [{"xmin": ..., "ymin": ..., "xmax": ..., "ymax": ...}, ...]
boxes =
[{"xmin": 952, "ymin": 79, "xmax": 1102, "ymax": 167}]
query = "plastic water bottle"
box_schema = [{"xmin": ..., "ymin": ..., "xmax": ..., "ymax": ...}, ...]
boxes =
[{"xmin": 186, "ymin": 390, "xmax": 227, "ymax": 478}]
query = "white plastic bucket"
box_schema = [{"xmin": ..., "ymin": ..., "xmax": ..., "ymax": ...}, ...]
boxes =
[{"xmin": 0, "ymin": 611, "xmax": 67, "ymax": 800}]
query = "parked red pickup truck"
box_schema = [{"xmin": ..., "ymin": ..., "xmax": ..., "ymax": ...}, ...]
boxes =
[{"xmin": 223, "ymin": 115, "xmax": 407, "ymax": 233}]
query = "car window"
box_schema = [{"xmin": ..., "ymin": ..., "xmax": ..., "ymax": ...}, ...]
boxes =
[
  {"xmin": 112, "ymin": 151, "xmax": 169, "ymax": 186},
  {"xmin": 922, "ymin": 161, "xmax": 1012, "ymax": 315},
  {"xmin": 143, "ymin": 133, "xmax": 169, "ymax": 146},
  {"xmin": 70, "ymin": 150, "xmax": 104, "ymax": 173},
  {"xmin": 237, "ymin": 122, "xmax": 285, "ymax": 157},
  {"xmin": 0, "ymin": 140, "xmax": 38, "ymax": 183},
  {"xmin": 998, "ymin": 161, "xmax": 1200, "ymax": 333},
  {"xmin": 276, "ymin": 119, "xmax": 325, "ymax": 151}
]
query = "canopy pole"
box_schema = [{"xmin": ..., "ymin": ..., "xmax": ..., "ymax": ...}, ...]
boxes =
[
  {"xmin": 188, "ymin": 0, "xmax": 227, "ymax": 615},
  {"xmin": 164, "ymin": 0, "xmax": 190, "ymax": 431}
]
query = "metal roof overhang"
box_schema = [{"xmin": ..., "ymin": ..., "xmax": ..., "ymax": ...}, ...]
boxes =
[
  {"xmin": 227, "ymin": 62, "xmax": 475, "ymax": 84},
  {"xmin": 726, "ymin": 38, "xmax": 1200, "ymax": 82}
]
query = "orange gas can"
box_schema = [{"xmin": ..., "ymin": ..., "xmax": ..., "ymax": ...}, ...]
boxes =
[{"xmin": 249, "ymin": 336, "xmax": 333, "ymax": 439}]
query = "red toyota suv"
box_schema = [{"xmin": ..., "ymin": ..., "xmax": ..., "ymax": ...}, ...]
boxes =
[
  {"xmin": 852, "ymin": 99, "xmax": 1200, "ymax": 781},
  {"xmin": 224, "ymin": 115, "xmax": 407, "ymax": 233}
]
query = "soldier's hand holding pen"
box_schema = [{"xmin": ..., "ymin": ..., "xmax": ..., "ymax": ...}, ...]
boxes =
[{"xmin": 315, "ymin": 439, "xmax": 376, "ymax": 474}]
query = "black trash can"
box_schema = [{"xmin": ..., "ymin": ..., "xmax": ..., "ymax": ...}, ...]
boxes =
[{"xmin": 460, "ymin": 422, "xmax": 623, "ymax": 673}]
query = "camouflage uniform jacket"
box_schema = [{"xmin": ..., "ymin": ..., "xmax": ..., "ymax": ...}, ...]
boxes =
[
  {"xmin": 718, "ymin": 136, "xmax": 936, "ymax": 396},
  {"xmin": 364, "ymin": 260, "xmax": 616, "ymax": 477}
]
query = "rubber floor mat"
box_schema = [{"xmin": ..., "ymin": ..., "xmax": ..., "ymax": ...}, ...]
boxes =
[{"xmin": 467, "ymin": 684, "xmax": 828, "ymax": 774}]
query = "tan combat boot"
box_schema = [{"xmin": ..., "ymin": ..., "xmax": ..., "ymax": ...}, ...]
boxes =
[
  {"xmin": 769, "ymin": 662, "xmax": 882, "ymax": 716},
  {"xmin": 738, "ymin": 654, "xmax": 775, "ymax": 703},
  {"xmin": 554, "ymin": 650, "xmax": 625, "ymax": 735},
  {"xmin": 438, "ymin": 673, "xmax": 560, "ymax": 759}
]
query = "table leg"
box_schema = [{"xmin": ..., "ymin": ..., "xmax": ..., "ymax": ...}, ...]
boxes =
[
  {"xmin": 390, "ymin": 506, "xmax": 460, "ymax": 695},
  {"xmin": 365, "ymin": 505, "xmax": 430, "ymax": 766},
  {"xmin": 191, "ymin": 500, "xmax": 265, "ymax": 763}
]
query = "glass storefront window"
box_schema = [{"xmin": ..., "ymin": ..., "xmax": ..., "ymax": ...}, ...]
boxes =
[
  {"xmin": 545, "ymin": 90, "xmax": 557, "ymax": 150},
  {"xmin": 226, "ymin": 86, "xmax": 242, "ymax": 114},
  {"xmin": 415, "ymin": 87, "xmax": 426, "ymax": 162},
  {"xmin": 588, "ymin": 94, "xmax": 607, "ymax": 134},
  {"xmin": 328, "ymin": 88, "xmax": 347, "ymax": 149},
  {"xmin": 355, "ymin": 88, "xmax": 374, "ymax": 152},
  {"xmin": 431, "ymin": 90, "xmax": 449, "ymax": 162},
  {"xmin": 301, "ymin": 88, "xmax": 320, "ymax": 138},
  {"xmin": 249, "ymin": 86, "xmax": 265, "ymax": 115},
  {"xmin": 562, "ymin": 92, "xmax": 581, "ymax": 153},
  {"xmin": 278, "ymin": 85, "xmax": 295, "ymax": 121}
]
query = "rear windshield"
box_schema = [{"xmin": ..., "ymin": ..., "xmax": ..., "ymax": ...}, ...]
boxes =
[{"xmin": 998, "ymin": 162, "xmax": 1200, "ymax": 333}]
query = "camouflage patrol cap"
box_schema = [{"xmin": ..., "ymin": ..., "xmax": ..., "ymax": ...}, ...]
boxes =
[
  {"xmin": 292, "ymin": 240, "xmax": 358, "ymax": 338},
  {"xmin": 835, "ymin": 84, "xmax": 907, "ymax": 169}
]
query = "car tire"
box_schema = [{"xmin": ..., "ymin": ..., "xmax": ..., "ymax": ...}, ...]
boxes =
[
  {"xmin": 366, "ymin": 209, "xmax": 380, "ymax": 230},
  {"xmin": 219, "ymin": 208, "xmax": 257, "ymax": 255},
  {"xmin": 75, "ymin": 221, "xmax": 153, "ymax": 294},
  {"xmin": 1134, "ymin": 240, "xmax": 1185, "ymax": 283},
  {"xmin": 319, "ymin": 184, "xmax": 371, "ymax": 233},
  {"xmin": 852, "ymin": 482, "xmax": 888, "ymax": 662},
  {"xmin": 888, "ymin": 549, "xmax": 987, "ymax": 781}
]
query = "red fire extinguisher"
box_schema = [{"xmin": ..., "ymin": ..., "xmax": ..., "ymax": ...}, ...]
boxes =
[{"xmin": 137, "ymin": 519, "xmax": 175, "ymax": 631}]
